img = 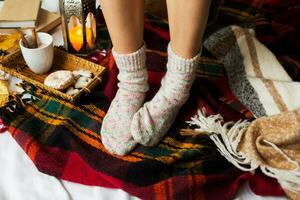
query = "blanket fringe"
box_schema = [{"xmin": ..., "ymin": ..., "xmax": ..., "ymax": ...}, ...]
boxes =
[
  {"xmin": 187, "ymin": 109, "xmax": 300, "ymax": 194},
  {"xmin": 187, "ymin": 109, "xmax": 257, "ymax": 171},
  {"xmin": 261, "ymin": 140, "xmax": 300, "ymax": 194},
  {"xmin": 261, "ymin": 166, "xmax": 300, "ymax": 193}
]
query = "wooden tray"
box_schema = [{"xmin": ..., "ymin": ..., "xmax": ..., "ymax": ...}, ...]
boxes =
[{"xmin": 0, "ymin": 47, "xmax": 106, "ymax": 102}]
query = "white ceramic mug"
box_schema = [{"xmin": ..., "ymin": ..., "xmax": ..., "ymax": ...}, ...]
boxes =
[{"xmin": 19, "ymin": 32, "xmax": 54, "ymax": 74}]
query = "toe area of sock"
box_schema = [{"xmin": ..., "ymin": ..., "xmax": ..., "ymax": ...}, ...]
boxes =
[
  {"xmin": 101, "ymin": 131, "xmax": 137, "ymax": 156},
  {"xmin": 130, "ymin": 108, "xmax": 157, "ymax": 146}
]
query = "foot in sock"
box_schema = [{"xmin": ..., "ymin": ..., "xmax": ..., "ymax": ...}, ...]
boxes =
[
  {"xmin": 101, "ymin": 45, "xmax": 148, "ymax": 155},
  {"xmin": 130, "ymin": 43, "xmax": 201, "ymax": 146}
]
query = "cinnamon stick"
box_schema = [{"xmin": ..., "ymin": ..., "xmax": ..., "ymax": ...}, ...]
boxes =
[
  {"xmin": 21, "ymin": 34, "xmax": 30, "ymax": 48},
  {"xmin": 31, "ymin": 29, "xmax": 38, "ymax": 48},
  {"xmin": 16, "ymin": 30, "xmax": 30, "ymax": 48}
]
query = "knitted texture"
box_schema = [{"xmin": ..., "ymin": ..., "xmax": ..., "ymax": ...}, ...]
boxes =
[
  {"xmin": 204, "ymin": 26, "xmax": 300, "ymax": 117},
  {"xmin": 201, "ymin": 26, "xmax": 300, "ymax": 199},
  {"xmin": 131, "ymin": 43, "xmax": 201, "ymax": 146},
  {"xmin": 101, "ymin": 45, "xmax": 149, "ymax": 155}
]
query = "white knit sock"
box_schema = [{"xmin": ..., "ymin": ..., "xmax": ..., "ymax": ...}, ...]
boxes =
[
  {"xmin": 101, "ymin": 44, "xmax": 148, "ymax": 155},
  {"xmin": 130, "ymin": 43, "xmax": 201, "ymax": 146}
]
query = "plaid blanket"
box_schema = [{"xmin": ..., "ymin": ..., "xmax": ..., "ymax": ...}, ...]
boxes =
[{"xmin": 1, "ymin": 0, "xmax": 299, "ymax": 199}]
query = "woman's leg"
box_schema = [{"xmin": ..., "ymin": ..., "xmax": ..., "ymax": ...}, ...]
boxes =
[
  {"xmin": 167, "ymin": 0, "xmax": 211, "ymax": 59},
  {"xmin": 131, "ymin": 0, "xmax": 211, "ymax": 146},
  {"xmin": 100, "ymin": 0, "xmax": 148, "ymax": 155},
  {"xmin": 100, "ymin": 0, "xmax": 144, "ymax": 53}
]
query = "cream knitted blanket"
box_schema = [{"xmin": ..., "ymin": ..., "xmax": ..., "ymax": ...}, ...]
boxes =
[{"xmin": 189, "ymin": 26, "xmax": 300, "ymax": 199}]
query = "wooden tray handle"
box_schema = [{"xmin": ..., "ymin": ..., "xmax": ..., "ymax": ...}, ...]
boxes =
[{"xmin": 82, "ymin": 75, "xmax": 102, "ymax": 96}]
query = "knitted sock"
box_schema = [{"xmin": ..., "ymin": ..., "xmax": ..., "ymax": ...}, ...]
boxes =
[
  {"xmin": 131, "ymin": 43, "xmax": 201, "ymax": 146},
  {"xmin": 101, "ymin": 45, "xmax": 148, "ymax": 155}
]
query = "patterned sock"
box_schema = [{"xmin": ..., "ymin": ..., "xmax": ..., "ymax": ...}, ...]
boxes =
[
  {"xmin": 131, "ymin": 43, "xmax": 201, "ymax": 146},
  {"xmin": 101, "ymin": 44, "xmax": 148, "ymax": 155}
]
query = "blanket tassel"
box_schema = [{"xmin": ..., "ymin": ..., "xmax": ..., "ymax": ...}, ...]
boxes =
[
  {"xmin": 187, "ymin": 109, "xmax": 257, "ymax": 171},
  {"xmin": 187, "ymin": 109, "xmax": 300, "ymax": 194}
]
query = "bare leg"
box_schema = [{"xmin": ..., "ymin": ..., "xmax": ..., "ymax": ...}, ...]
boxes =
[
  {"xmin": 167, "ymin": 0, "xmax": 211, "ymax": 58},
  {"xmin": 131, "ymin": 1, "xmax": 211, "ymax": 146},
  {"xmin": 100, "ymin": 0, "xmax": 148, "ymax": 155},
  {"xmin": 99, "ymin": 0, "xmax": 144, "ymax": 53}
]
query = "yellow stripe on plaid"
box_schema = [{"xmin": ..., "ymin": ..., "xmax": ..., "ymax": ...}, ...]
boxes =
[
  {"xmin": 26, "ymin": 105, "xmax": 142, "ymax": 162},
  {"xmin": 131, "ymin": 136, "xmax": 211, "ymax": 164},
  {"xmin": 41, "ymin": 94, "xmax": 105, "ymax": 122},
  {"xmin": 162, "ymin": 137, "xmax": 204, "ymax": 150},
  {"xmin": 30, "ymin": 103, "xmax": 101, "ymax": 140}
]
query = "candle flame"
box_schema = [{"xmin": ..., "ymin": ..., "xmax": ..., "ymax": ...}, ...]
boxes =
[{"xmin": 68, "ymin": 14, "xmax": 96, "ymax": 52}]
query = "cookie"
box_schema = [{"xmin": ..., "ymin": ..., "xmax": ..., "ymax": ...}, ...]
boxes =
[
  {"xmin": 44, "ymin": 70, "xmax": 74, "ymax": 91},
  {"xmin": 74, "ymin": 76, "xmax": 92, "ymax": 89},
  {"xmin": 66, "ymin": 87, "xmax": 80, "ymax": 96},
  {"xmin": 73, "ymin": 70, "xmax": 93, "ymax": 79}
]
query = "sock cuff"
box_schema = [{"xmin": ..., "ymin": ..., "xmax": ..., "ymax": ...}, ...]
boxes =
[
  {"xmin": 112, "ymin": 43, "xmax": 146, "ymax": 72},
  {"xmin": 167, "ymin": 43, "xmax": 201, "ymax": 73}
]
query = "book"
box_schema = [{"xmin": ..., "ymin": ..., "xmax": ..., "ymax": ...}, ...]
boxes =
[
  {"xmin": 0, "ymin": 9, "xmax": 61, "ymax": 55},
  {"xmin": 0, "ymin": 0, "xmax": 41, "ymax": 28},
  {"xmin": 0, "ymin": 9, "xmax": 61, "ymax": 34},
  {"xmin": 25, "ymin": 9, "xmax": 61, "ymax": 33}
]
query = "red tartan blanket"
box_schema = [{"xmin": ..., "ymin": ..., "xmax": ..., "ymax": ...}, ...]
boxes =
[{"xmin": 1, "ymin": 0, "xmax": 299, "ymax": 199}]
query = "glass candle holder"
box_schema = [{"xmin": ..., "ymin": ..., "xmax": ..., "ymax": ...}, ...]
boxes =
[{"xmin": 60, "ymin": 0, "xmax": 98, "ymax": 56}]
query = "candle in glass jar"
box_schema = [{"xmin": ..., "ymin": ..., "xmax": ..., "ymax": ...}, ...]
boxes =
[{"xmin": 69, "ymin": 25, "xmax": 93, "ymax": 52}]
